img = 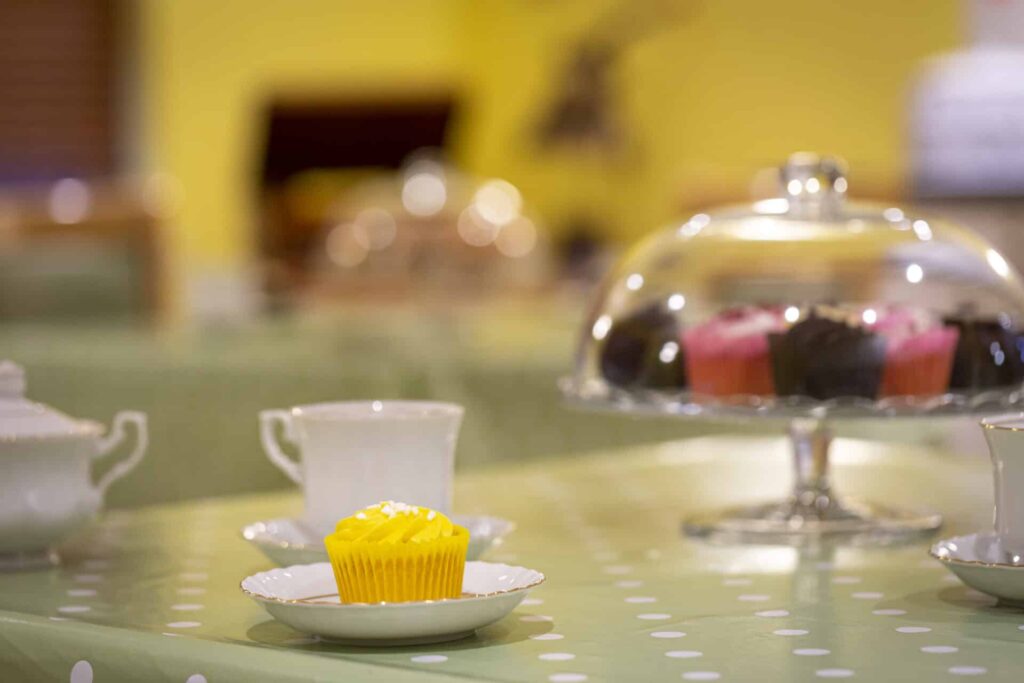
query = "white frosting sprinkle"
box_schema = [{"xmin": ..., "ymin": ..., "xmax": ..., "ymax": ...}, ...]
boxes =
[
  {"xmin": 427, "ymin": 510, "xmax": 436, "ymax": 521},
  {"xmin": 355, "ymin": 512, "xmax": 367, "ymax": 520},
  {"xmin": 374, "ymin": 501, "xmax": 422, "ymax": 519}
]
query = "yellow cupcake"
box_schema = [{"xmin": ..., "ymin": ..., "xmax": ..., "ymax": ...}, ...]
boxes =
[{"xmin": 324, "ymin": 501, "xmax": 469, "ymax": 603}]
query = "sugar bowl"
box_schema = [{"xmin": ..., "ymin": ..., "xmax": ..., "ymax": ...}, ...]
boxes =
[{"xmin": 0, "ymin": 361, "xmax": 148, "ymax": 569}]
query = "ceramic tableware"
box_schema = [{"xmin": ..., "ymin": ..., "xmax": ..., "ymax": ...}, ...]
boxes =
[
  {"xmin": 0, "ymin": 361, "xmax": 148, "ymax": 570},
  {"xmin": 981, "ymin": 413, "xmax": 1024, "ymax": 559},
  {"xmin": 241, "ymin": 560, "xmax": 544, "ymax": 645},
  {"xmin": 242, "ymin": 514, "xmax": 514, "ymax": 566},
  {"xmin": 259, "ymin": 401, "xmax": 463, "ymax": 535},
  {"xmin": 931, "ymin": 532, "xmax": 1024, "ymax": 605}
]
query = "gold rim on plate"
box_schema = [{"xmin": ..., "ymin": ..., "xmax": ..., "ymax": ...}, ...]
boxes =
[
  {"xmin": 239, "ymin": 565, "xmax": 545, "ymax": 607},
  {"xmin": 929, "ymin": 545, "xmax": 1024, "ymax": 569}
]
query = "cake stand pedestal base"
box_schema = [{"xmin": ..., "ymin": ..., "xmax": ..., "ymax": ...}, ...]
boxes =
[
  {"xmin": 684, "ymin": 498, "xmax": 942, "ymax": 546},
  {"xmin": 682, "ymin": 417, "xmax": 942, "ymax": 545}
]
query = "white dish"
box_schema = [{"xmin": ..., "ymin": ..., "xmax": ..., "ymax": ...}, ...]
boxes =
[
  {"xmin": 241, "ymin": 560, "xmax": 544, "ymax": 645},
  {"xmin": 930, "ymin": 532, "xmax": 1024, "ymax": 605},
  {"xmin": 242, "ymin": 515, "xmax": 514, "ymax": 566}
]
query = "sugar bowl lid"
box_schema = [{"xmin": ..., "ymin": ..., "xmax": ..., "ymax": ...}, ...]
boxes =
[{"xmin": 0, "ymin": 361, "xmax": 97, "ymax": 441}]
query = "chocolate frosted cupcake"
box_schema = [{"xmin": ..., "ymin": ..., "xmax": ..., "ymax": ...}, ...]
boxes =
[
  {"xmin": 942, "ymin": 316, "xmax": 1024, "ymax": 390},
  {"xmin": 599, "ymin": 303, "xmax": 687, "ymax": 389},
  {"xmin": 770, "ymin": 306, "xmax": 886, "ymax": 400}
]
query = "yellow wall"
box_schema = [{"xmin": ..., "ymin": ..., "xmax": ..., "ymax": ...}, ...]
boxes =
[
  {"xmin": 457, "ymin": 0, "xmax": 961, "ymax": 241},
  {"xmin": 139, "ymin": 0, "xmax": 463, "ymax": 278},
  {"xmin": 139, "ymin": 0, "xmax": 961, "ymax": 293}
]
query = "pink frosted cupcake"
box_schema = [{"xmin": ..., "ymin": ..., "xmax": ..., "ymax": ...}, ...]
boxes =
[
  {"xmin": 683, "ymin": 307, "xmax": 785, "ymax": 397},
  {"xmin": 870, "ymin": 307, "xmax": 959, "ymax": 397}
]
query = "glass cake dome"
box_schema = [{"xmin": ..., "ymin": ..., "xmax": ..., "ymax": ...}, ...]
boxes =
[{"xmin": 563, "ymin": 153, "xmax": 1024, "ymax": 543}]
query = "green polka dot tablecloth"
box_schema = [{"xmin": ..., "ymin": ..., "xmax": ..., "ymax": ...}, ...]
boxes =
[{"xmin": 1, "ymin": 435, "xmax": 1022, "ymax": 682}]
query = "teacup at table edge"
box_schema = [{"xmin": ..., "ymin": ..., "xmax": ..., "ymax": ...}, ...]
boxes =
[{"xmin": 981, "ymin": 412, "xmax": 1024, "ymax": 558}]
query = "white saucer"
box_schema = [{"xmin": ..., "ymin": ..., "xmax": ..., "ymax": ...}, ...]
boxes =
[
  {"xmin": 931, "ymin": 532, "xmax": 1024, "ymax": 605},
  {"xmin": 242, "ymin": 515, "xmax": 514, "ymax": 567},
  {"xmin": 241, "ymin": 561, "xmax": 544, "ymax": 645}
]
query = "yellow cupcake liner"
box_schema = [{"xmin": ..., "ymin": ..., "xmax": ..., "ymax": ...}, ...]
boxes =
[{"xmin": 324, "ymin": 526, "xmax": 469, "ymax": 603}]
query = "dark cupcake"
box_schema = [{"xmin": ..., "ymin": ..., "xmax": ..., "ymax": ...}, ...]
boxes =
[
  {"xmin": 599, "ymin": 303, "xmax": 687, "ymax": 389},
  {"xmin": 770, "ymin": 307, "xmax": 886, "ymax": 400},
  {"xmin": 942, "ymin": 316, "xmax": 1024, "ymax": 390}
]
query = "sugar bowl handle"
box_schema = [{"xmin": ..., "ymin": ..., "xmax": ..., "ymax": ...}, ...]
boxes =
[
  {"xmin": 259, "ymin": 410, "xmax": 303, "ymax": 484},
  {"xmin": 95, "ymin": 411, "xmax": 149, "ymax": 496}
]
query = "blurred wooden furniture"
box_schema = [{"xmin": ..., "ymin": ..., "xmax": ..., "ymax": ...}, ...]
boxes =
[
  {"xmin": 0, "ymin": 0, "xmax": 119, "ymax": 183},
  {"xmin": 0, "ymin": 180, "xmax": 165, "ymax": 322}
]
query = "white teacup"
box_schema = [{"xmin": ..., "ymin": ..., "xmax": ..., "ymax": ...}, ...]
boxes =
[
  {"xmin": 259, "ymin": 401, "xmax": 463, "ymax": 535},
  {"xmin": 981, "ymin": 413, "xmax": 1024, "ymax": 558}
]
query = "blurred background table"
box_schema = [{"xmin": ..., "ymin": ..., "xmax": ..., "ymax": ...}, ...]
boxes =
[{"xmin": 0, "ymin": 436, "xmax": 1019, "ymax": 682}]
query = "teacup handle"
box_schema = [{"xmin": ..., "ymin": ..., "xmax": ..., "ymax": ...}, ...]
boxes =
[
  {"xmin": 94, "ymin": 411, "xmax": 149, "ymax": 496},
  {"xmin": 260, "ymin": 410, "xmax": 303, "ymax": 484}
]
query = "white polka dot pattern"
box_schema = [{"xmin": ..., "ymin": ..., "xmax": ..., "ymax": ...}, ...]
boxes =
[
  {"xmin": 73, "ymin": 574, "xmax": 103, "ymax": 584},
  {"xmin": 602, "ymin": 565, "xmax": 632, "ymax": 575},
  {"xmin": 831, "ymin": 576, "xmax": 861, "ymax": 585},
  {"xmin": 166, "ymin": 621, "xmax": 201, "ymax": 629},
  {"xmin": 815, "ymin": 669, "xmax": 854, "ymax": 678},
  {"xmin": 70, "ymin": 660, "xmax": 93, "ymax": 683},
  {"xmin": 538, "ymin": 653, "xmax": 576, "ymax": 661},
  {"xmin": 722, "ymin": 578, "xmax": 752, "ymax": 587}
]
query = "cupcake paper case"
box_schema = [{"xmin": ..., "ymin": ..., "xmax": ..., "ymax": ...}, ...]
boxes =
[
  {"xmin": 683, "ymin": 307, "xmax": 784, "ymax": 397},
  {"xmin": 872, "ymin": 308, "xmax": 959, "ymax": 397},
  {"xmin": 324, "ymin": 501, "xmax": 469, "ymax": 604}
]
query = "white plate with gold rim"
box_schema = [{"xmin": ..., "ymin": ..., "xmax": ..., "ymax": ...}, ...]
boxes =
[
  {"xmin": 241, "ymin": 561, "xmax": 544, "ymax": 646},
  {"xmin": 242, "ymin": 515, "xmax": 514, "ymax": 567},
  {"xmin": 930, "ymin": 532, "xmax": 1024, "ymax": 605}
]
